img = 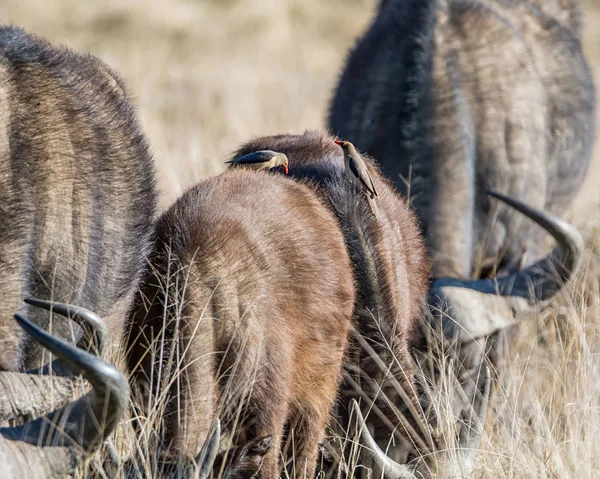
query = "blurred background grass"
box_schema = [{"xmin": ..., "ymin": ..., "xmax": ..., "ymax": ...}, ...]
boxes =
[{"xmin": 3, "ymin": 1, "xmax": 600, "ymax": 476}]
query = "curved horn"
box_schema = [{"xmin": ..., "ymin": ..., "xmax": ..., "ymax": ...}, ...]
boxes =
[
  {"xmin": 486, "ymin": 190, "xmax": 583, "ymax": 297},
  {"xmin": 429, "ymin": 191, "xmax": 584, "ymax": 340},
  {"xmin": 351, "ymin": 367, "xmax": 490, "ymax": 478},
  {"xmin": 0, "ymin": 301, "xmax": 110, "ymax": 422},
  {"xmin": 195, "ymin": 419, "xmax": 221, "ymax": 479},
  {"xmin": 351, "ymin": 400, "xmax": 417, "ymax": 479},
  {"xmin": 24, "ymin": 298, "xmax": 109, "ymax": 355},
  {"xmin": 0, "ymin": 314, "xmax": 129, "ymax": 478}
]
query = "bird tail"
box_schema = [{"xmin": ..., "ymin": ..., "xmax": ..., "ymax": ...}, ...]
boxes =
[{"xmin": 367, "ymin": 195, "xmax": 381, "ymax": 221}]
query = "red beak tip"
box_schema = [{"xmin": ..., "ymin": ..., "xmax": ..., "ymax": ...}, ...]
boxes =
[
  {"xmin": 283, "ymin": 165, "xmax": 289, "ymax": 174},
  {"xmin": 334, "ymin": 140, "xmax": 342, "ymax": 145}
]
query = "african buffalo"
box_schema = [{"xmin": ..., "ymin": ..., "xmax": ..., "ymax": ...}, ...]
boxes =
[
  {"xmin": 126, "ymin": 169, "xmax": 355, "ymax": 478},
  {"xmin": 0, "ymin": 26, "xmax": 156, "ymax": 376},
  {"xmin": 232, "ymin": 131, "xmax": 433, "ymax": 474}
]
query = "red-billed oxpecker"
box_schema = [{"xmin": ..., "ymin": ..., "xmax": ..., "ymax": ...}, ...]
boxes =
[
  {"xmin": 335, "ymin": 139, "xmax": 381, "ymax": 220},
  {"xmin": 225, "ymin": 150, "xmax": 289, "ymax": 174}
]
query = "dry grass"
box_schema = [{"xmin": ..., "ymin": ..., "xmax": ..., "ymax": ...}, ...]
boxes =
[{"xmin": 3, "ymin": 0, "xmax": 600, "ymax": 477}]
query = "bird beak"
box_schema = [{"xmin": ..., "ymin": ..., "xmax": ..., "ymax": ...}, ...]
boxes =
[
  {"xmin": 283, "ymin": 164, "xmax": 289, "ymax": 175},
  {"xmin": 334, "ymin": 140, "xmax": 342, "ymax": 146}
]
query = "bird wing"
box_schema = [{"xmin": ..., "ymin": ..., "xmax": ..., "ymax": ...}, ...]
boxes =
[
  {"xmin": 227, "ymin": 151, "xmax": 273, "ymax": 165},
  {"xmin": 349, "ymin": 159, "xmax": 378, "ymax": 197}
]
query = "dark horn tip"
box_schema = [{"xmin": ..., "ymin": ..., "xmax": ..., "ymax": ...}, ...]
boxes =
[
  {"xmin": 24, "ymin": 298, "xmax": 102, "ymax": 323},
  {"xmin": 13, "ymin": 313, "xmax": 129, "ymax": 403},
  {"xmin": 24, "ymin": 297, "xmax": 53, "ymax": 309},
  {"xmin": 486, "ymin": 189, "xmax": 517, "ymax": 205},
  {"xmin": 486, "ymin": 189, "xmax": 526, "ymax": 207},
  {"xmin": 14, "ymin": 313, "xmax": 41, "ymax": 336}
]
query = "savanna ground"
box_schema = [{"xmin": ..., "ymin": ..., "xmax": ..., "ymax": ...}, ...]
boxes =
[{"xmin": 3, "ymin": 0, "xmax": 600, "ymax": 477}]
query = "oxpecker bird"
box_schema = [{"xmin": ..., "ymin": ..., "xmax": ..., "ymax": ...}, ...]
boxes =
[
  {"xmin": 335, "ymin": 139, "xmax": 381, "ymax": 220},
  {"xmin": 226, "ymin": 150, "xmax": 289, "ymax": 174}
]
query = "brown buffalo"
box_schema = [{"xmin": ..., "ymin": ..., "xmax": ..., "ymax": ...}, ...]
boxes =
[{"xmin": 126, "ymin": 169, "xmax": 355, "ymax": 478}]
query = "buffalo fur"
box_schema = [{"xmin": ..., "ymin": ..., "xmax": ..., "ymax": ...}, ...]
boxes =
[
  {"xmin": 232, "ymin": 131, "xmax": 431, "ymax": 463},
  {"xmin": 126, "ymin": 169, "xmax": 355, "ymax": 478},
  {"xmin": 0, "ymin": 26, "xmax": 156, "ymax": 371},
  {"xmin": 329, "ymin": 0, "xmax": 595, "ymax": 279}
]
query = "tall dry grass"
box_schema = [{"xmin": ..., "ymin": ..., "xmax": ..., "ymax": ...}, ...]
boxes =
[{"xmin": 2, "ymin": 0, "xmax": 599, "ymax": 477}]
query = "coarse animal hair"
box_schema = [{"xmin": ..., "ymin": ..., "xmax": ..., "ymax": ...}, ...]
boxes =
[
  {"xmin": 232, "ymin": 130, "xmax": 432, "ymax": 470},
  {"xmin": 125, "ymin": 168, "xmax": 355, "ymax": 478},
  {"xmin": 0, "ymin": 25, "xmax": 157, "ymax": 372},
  {"xmin": 329, "ymin": 0, "xmax": 594, "ymax": 280}
]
